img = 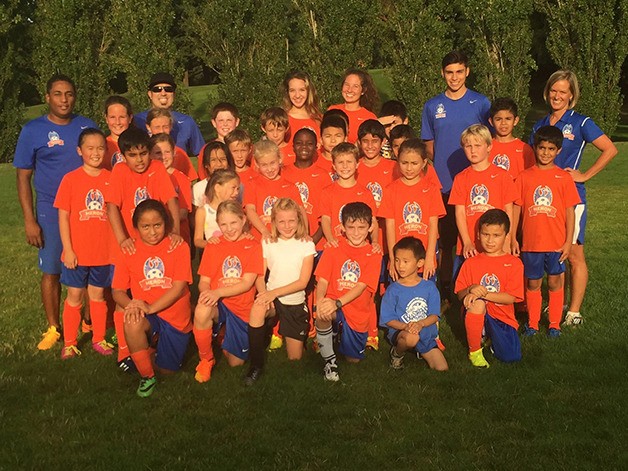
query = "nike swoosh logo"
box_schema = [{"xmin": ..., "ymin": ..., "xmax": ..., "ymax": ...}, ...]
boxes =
[
  {"xmin": 423, "ymin": 188, "xmax": 430, "ymax": 192},
  {"xmin": 470, "ymin": 100, "xmax": 478, "ymax": 104},
  {"xmin": 504, "ymin": 264, "xmax": 512, "ymax": 267},
  {"xmin": 516, "ymin": 149, "xmax": 523, "ymax": 152},
  {"xmin": 148, "ymin": 172, "xmax": 156, "ymax": 177},
  {"xmin": 359, "ymin": 349, "xmax": 365, "ymax": 354},
  {"xmin": 282, "ymin": 184, "xmax": 290, "ymax": 188},
  {"xmin": 244, "ymin": 245, "xmax": 253, "ymax": 249},
  {"xmin": 491, "ymin": 174, "xmax": 499, "ymax": 178},
  {"xmin": 383, "ymin": 171, "xmax": 390, "ymax": 174},
  {"xmin": 177, "ymin": 120, "xmax": 184, "ymax": 124},
  {"xmin": 312, "ymin": 173, "xmax": 320, "ymax": 177},
  {"xmin": 554, "ymin": 175, "xmax": 563, "ymax": 179},
  {"xmin": 357, "ymin": 192, "xmax": 364, "ymax": 195},
  {"xmin": 81, "ymin": 126, "xmax": 88, "ymax": 129},
  {"xmin": 242, "ymin": 348, "xmax": 249, "ymax": 352}
]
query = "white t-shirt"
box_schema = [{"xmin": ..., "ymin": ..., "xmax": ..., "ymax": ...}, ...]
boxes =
[
  {"xmin": 203, "ymin": 204, "xmax": 221, "ymax": 240},
  {"xmin": 193, "ymin": 179, "xmax": 209, "ymax": 207},
  {"xmin": 263, "ymin": 237, "xmax": 316, "ymax": 305}
]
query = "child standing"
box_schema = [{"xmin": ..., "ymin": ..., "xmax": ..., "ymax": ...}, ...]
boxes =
[
  {"xmin": 380, "ymin": 237, "xmax": 448, "ymax": 371},
  {"xmin": 112, "ymin": 200, "xmax": 192, "ymax": 397},
  {"xmin": 513, "ymin": 126, "xmax": 580, "ymax": 337},
  {"xmin": 281, "ymin": 70, "xmax": 323, "ymax": 142},
  {"xmin": 455, "ymin": 209, "xmax": 524, "ymax": 367},
  {"xmin": 260, "ymin": 107, "xmax": 293, "ymax": 166},
  {"xmin": 317, "ymin": 115, "xmax": 347, "ymax": 179},
  {"xmin": 356, "ymin": 119, "xmax": 397, "ymax": 207},
  {"xmin": 54, "ymin": 128, "xmax": 114, "ymax": 359},
  {"xmin": 103, "ymin": 95, "xmax": 133, "ymax": 170},
  {"xmin": 192, "ymin": 141, "xmax": 233, "ymax": 208},
  {"xmin": 378, "ymin": 100, "xmax": 409, "ymax": 160},
  {"xmin": 226, "ymin": 129, "xmax": 257, "ymax": 189},
  {"xmin": 194, "ymin": 169, "xmax": 240, "ymax": 248},
  {"xmin": 211, "ymin": 102, "xmax": 240, "ymax": 143}
]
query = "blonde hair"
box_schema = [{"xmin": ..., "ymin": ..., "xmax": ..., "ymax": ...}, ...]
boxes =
[
  {"xmin": 204, "ymin": 169, "xmax": 240, "ymax": 202},
  {"xmin": 253, "ymin": 139, "xmax": 280, "ymax": 163},
  {"xmin": 146, "ymin": 108, "xmax": 173, "ymax": 125},
  {"xmin": 270, "ymin": 198, "xmax": 308, "ymax": 240},
  {"xmin": 216, "ymin": 199, "xmax": 245, "ymax": 221},
  {"xmin": 460, "ymin": 124, "xmax": 492, "ymax": 147},
  {"xmin": 543, "ymin": 70, "xmax": 580, "ymax": 109}
]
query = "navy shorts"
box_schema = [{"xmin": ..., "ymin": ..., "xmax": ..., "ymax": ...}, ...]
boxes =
[
  {"xmin": 218, "ymin": 301, "xmax": 249, "ymax": 361},
  {"xmin": 452, "ymin": 254, "xmax": 466, "ymax": 284},
  {"xmin": 484, "ymin": 315, "xmax": 521, "ymax": 363},
  {"xmin": 61, "ymin": 264, "xmax": 113, "ymax": 289},
  {"xmin": 388, "ymin": 323, "xmax": 439, "ymax": 355},
  {"xmin": 37, "ymin": 204, "xmax": 63, "ymax": 275},
  {"xmin": 521, "ymin": 252, "xmax": 565, "ymax": 280},
  {"xmin": 146, "ymin": 315, "xmax": 191, "ymax": 371},
  {"xmin": 334, "ymin": 309, "xmax": 367, "ymax": 360}
]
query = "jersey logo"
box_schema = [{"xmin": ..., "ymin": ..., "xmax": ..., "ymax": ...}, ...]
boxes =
[
  {"xmin": 480, "ymin": 273, "xmax": 500, "ymax": 293},
  {"xmin": 562, "ymin": 124, "xmax": 575, "ymax": 141},
  {"xmin": 435, "ymin": 103, "xmax": 446, "ymax": 119},
  {"xmin": 366, "ymin": 181, "xmax": 383, "ymax": 204},
  {"xmin": 337, "ymin": 259, "xmax": 361, "ymax": 290},
  {"xmin": 492, "ymin": 154, "xmax": 510, "ymax": 171},
  {"xmin": 330, "ymin": 171, "xmax": 339, "ymax": 182},
  {"xmin": 295, "ymin": 182, "xmax": 313, "ymax": 214},
  {"xmin": 467, "ymin": 184, "xmax": 493, "ymax": 215},
  {"xmin": 529, "ymin": 185, "xmax": 557, "ymax": 217},
  {"xmin": 399, "ymin": 201, "xmax": 427, "ymax": 236},
  {"xmin": 401, "ymin": 296, "xmax": 429, "ymax": 323},
  {"xmin": 111, "ymin": 152, "xmax": 124, "ymax": 167},
  {"xmin": 79, "ymin": 189, "xmax": 107, "ymax": 221},
  {"xmin": 220, "ymin": 255, "xmax": 242, "ymax": 286},
  {"xmin": 134, "ymin": 187, "xmax": 150, "ymax": 207},
  {"xmin": 334, "ymin": 204, "xmax": 347, "ymax": 236},
  {"xmin": 47, "ymin": 131, "xmax": 64, "ymax": 148},
  {"xmin": 139, "ymin": 257, "xmax": 172, "ymax": 290},
  {"xmin": 261, "ymin": 195, "xmax": 278, "ymax": 224}
]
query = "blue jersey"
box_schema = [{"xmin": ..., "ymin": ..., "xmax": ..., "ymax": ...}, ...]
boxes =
[
  {"xmin": 379, "ymin": 279, "xmax": 441, "ymax": 328},
  {"xmin": 530, "ymin": 110, "xmax": 603, "ymax": 202},
  {"xmin": 421, "ymin": 89, "xmax": 490, "ymax": 193},
  {"xmin": 135, "ymin": 109, "xmax": 205, "ymax": 156},
  {"xmin": 13, "ymin": 114, "xmax": 98, "ymax": 206}
]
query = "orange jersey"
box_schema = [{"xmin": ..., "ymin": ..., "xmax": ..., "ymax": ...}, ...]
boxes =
[
  {"xmin": 327, "ymin": 104, "xmax": 377, "ymax": 144},
  {"xmin": 173, "ymin": 146, "xmax": 198, "ymax": 182},
  {"xmin": 515, "ymin": 166, "xmax": 581, "ymax": 252},
  {"xmin": 455, "ymin": 252, "xmax": 524, "ymax": 329},
  {"xmin": 54, "ymin": 167, "xmax": 112, "ymax": 266},
  {"xmin": 288, "ymin": 115, "xmax": 321, "ymax": 143},
  {"xmin": 197, "ymin": 237, "xmax": 264, "ymax": 322},
  {"xmin": 357, "ymin": 158, "xmax": 397, "ymax": 208},
  {"xmin": 243, "ymin": 175, "xmax": 303, "ymax": 235},
  {"xmin": 490, "ymin": 138, "xmax": 535, "ymax": 179},
  {"xmin": 315, "ymin": 239, "xmax": 382, "ymax": 332},
  {"xmin": 112, "ymin": 238, "xmax": 192, "ymax": 332},
  {"xmin": 314, "ymin": 150, "xmax": 337, "ymax": 181},
  {"xmin": 280, "ymin": 144, "xmax": 296, "ymax": 167},
  {"xmin": 319, "ymin": 181, "xmax": 377, "ymax": 238},
  {"xmin": 449, "ymin": 164, "xmax": 516, "ymax": 255},
  {"xmin": 105, "ymin": 160, "xmax": 177, "ymax": 237},
  {"xmin": 169, "ymin": 169, "xmax": 192, "ymax": 245},
  {"xmin": 424, "ymin": 163, "xmax": 442, "ymax": 191},
  {"xmin": 104, "ymin": 136, "xmax": 124, "ymax": 171}
]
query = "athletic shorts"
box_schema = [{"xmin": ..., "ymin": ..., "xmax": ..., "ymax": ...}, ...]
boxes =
[
  {"xmin": 573, "ymin": 203, "xmax": 586, "ymax": 245},
  {"xmin": 521, "ymin": 252, "xmax": 565, "ymax": 280},
  {"xmin": 452, "ymin": 254, "xmax": 466, "ymax": 284},
  {"xmin": 484, "ymin": 314, "xmax": 521, "ymax": 363},
  {"xmin": 439, "ymin": 193, "xmax": 458, "ymax": 250},
  {"xmin": 37, "ymin": 204, "xmax": 63, "ymax": 275},
  {"xmin": 274, "ymin": 299, "xmax": 309, "ymax": 341},
  {"xmin": 146, "ymin": 315, "xmax": 191, "ymax": 371},
  {"xmin": 389, "ymin": 323, "xmax": 439, "ymax": 355},
  {"xmin": 217, "ymin": 301, "xmax": 249, "ymax": 361},
  {"xmin": 61, "ymin": 264, "xmax": 113, "ymax": 289},
  {"xmin": 334, "ymin": 308, "xmax": 367, "ymax": 360},
  {"xmin": 379, "ymin": 254, "xmax": 389, "ymax": 284}
]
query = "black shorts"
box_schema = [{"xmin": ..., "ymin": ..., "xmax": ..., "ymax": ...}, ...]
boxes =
[
  {"xmin": 439, "ymin": 192, "xmax": 458, "ymax": 250},
  {"xmin": 274, "ymin": 299, "xmax": 309, "ymax": 342}
]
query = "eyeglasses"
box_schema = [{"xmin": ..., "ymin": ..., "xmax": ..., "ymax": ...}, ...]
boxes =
[{"xmin": 150, "ymin": 86, "xmax": 175, "ymax": 93}]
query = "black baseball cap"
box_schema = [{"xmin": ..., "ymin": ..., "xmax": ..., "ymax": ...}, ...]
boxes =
[{"xmin": 148, "ymin": 72, "xmax": 176, "ymax": 90}]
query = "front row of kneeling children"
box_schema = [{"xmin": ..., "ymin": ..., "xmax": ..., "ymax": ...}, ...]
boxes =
[{"xmin": 55, "ymin": 123, "xmax": 579, "ymax": 397}]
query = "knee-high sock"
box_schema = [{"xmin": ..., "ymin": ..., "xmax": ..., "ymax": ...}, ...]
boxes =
[
  {"xmin": 131, "ymin": 348, "xmax": 154, "ymax": 378},
  {"xmin": 316, "ymin": 324, "xmax": 335, "ymax": 362},
  {"xmin": 90, "ymin": 300, "xmax": 108, "ymax": 344},
  {"xmin": 62, "ymin": 301, "xmax": 82, "ymax": 347},
  {"xmin": 465, "ymin": 312, "xmax": 484, "ymax": 352},
  {"xmin": 193, "ymin": 327, "xmax": 214, "ymax": 362},
  {"xmin": 248, "ymin": 325, "xmax": 266, "ymax": 370},
  {"xmin": 548, "ymin": 288, "xmax": 564, "ymax": 330},
  {"xmin": 526, "ymin": 289, "xmax": 542, "ymax": 330}
]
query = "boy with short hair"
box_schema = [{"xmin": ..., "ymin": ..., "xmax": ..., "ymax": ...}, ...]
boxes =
[
  {"xmin": 225, "ymin": 129, "xmax": 257, "ymax": 188},
  {"xmin": 378, "ymin": 100, "xmax": 409, "ymax": 159},
  {"xmin": 317, "ymin": 115, "xmax": 347, "ymax": 179},
  {"xmin": 211, "ymin": 102, "xmax": 240, "ymax": 143},
  {"xmin": 513, "ymin": 126, "xmax": 580, "ymax": 337},
  {"xmin": 380, "ymin": 237, "xmax": 448, "ymax": 371},
  {"xmin": 260, "ymin": 107, "xmax": 293, "ymax": 166},
  {"xmin": 449, "ymin": 124, "xmax": 516, "ymax": 279},
  {"xmin": 389, "ymin": 124, "xmax": 417, "ymax": 160},
  {"xmin": 455, "ymin": 209, "xmax": 524, "ymax": 368},
  {"xmin": 315, "ymin": 202, "xmax": 383, "ymax": 380},
  {"xmin": 488, "ymin": 97, "xmax": 535, "ymax": 179}
]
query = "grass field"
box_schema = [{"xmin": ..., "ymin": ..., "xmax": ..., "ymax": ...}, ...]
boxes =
[{"xmin": 1, "ymin": 145, "xmax": 627, "ymax": 470}]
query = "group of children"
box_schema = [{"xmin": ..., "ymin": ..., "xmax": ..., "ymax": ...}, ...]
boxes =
[{"xmin": 53, "ymin": 69, "xmax": 582, "ymax": 397}]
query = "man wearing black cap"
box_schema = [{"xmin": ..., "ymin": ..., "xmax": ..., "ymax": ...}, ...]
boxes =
[{"xmin": 134, "ymin": 72, "xmax": 205, "ymax": 156}]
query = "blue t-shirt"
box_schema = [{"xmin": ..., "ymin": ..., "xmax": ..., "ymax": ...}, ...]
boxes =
[
  {"xmin": 135, "ymin": 109, "xmax": 205, "ymax": 156},
  {"xmin": 379, "ymin": 279, "xmax": 441, "ymax": 328},
  {"xmin": 421, "ymin": 89, "xmax": 491, "ymax": 193},
  {"xmin": 530, "ymin": 110, "xmax": 604, "ymax": 202},
  {"xmin": 13, "ymin": 114, "xmax": 98, "ymax": 206}
]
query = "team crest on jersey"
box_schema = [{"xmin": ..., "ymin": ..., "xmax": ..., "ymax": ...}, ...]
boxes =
[
  {"xmin": 480, "ymin": 273, "xmax": 500, "ymax": 293},
  {"xmin": 295, "ymin": 182, "xmax": 313, "ymax": 214},
  {"xmin": 401, "ymin": 297, "xmax": 429, "ymax": 323},
  {"xmin": 139, "ymin": 257, "xmax": 172, "ymax": 290},
  {"xmin": 261, "ymin": 195, "xmax": 278, "ymax": 224},
  {"xmin": 435, "ymin": 103, "xmax": 446, "ymax": 119},
  {"xmin": 492, "ymin": 154, "xmax": 510, "ymax": 171},
  {"xmin": 111, "ymin": 152, "xmax": 124, "ymax": 167},
  {"xmin": 79, "ymin": 189, "xmax": 107, "ymax": 221},
  {"xmin": 220, "ymin": 256, "xmax": 242, "ymax": 286},
  {"xmin": 334, "ymin": 204, "xmax": 346, "ymax": 236},
  {"xmin": 562, "ymin": 124, "xmax": 575, "ymax": 141},
  {"xmin": 134, "ymin": 187, "xmax": 150, "ymax": 207},
  {"xmin": 366, "ymin": 182, "xmax": 383, "ymax": 204},
  {"xmin": 47, "ymin": 131, "xmax": 64, "ymax": 148},
  {"xmin": 337, "ymin": 259, "xmax": 361, "ymax": 290},
  {"xmin": 467, "ymin": 184, "xmax": 493, "ymax": 215},
  {"xmin": 529, "ymin": 185, "xmax": 557, "ymax": 217},
  {"xmin": 330, "ymin": 171, "xmax": 339, "ymax": 182},
  {"xmin": 399, "ymin": 201, "xmax": 427, "ymax": 236}
]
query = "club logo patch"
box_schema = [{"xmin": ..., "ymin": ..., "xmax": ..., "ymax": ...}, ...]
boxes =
[
  {"xmin": 295, "ymin": 182, "xmax": 313, "ymax": 214},
  {"xmin": 480, "ymin": 273, "xmax": 500, "ymax": 293},
  {"xmin": 562, "ymin": 124, "xmax": 575, "ymax": 141},
  {"xmin": 435, "ymin": 103, "xmax": 446, "ymax": 119},
  {"xmin": 134, "ymin": 187, "xmax": 150, "ymax": 207},
  {"xmin": 139, "ymin": 257, "xmax": 172, "ymax": 290},
  {"xmin": 337, "ymin": 259, "xmax": 361, "ymax": 290},
  {"xmin": 529, "ymin": 185, "xmax": 557, "ymax": 217},
  {"xmin": 220, "ymin": 255, "xmax": 242, "ymax": 286},
  {"xmin": 79, "ymin": 189, "xmax": 107, "ymax": 221},
  {"xmin": 399, "ymin": 201, "xmax": 427, "ymax": 236},
  {"xmin": 492, "ymin": 154, "xmax": 510, "ymax": 171},
  {"xmin": 366, "ymin": 181, "xmax": 383, "ymax": 204},
  {"xmin": 401, "ymin": 296, "xmax": 429, "ymax": 323},
  {"xmin": 47, "ymin": 131, "xmax": 64, "ymax": 148},
  {"xmin": 111, "ymin": 152, "xmax": 124, "ymax": 167},
  {"xmin": 261, "ymin": 195, "xmax": 278, "ymax": 224},
  {"xmin": 467, "ymin": 184, "xmax": 493, "ymax": 215},
  {"xmin": 334, "ymin": 204, "xmax": 347, "ymax": 236}
]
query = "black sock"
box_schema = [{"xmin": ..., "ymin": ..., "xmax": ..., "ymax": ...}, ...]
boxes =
[{"xmin": 248, "ymin": 325, "xmax": 266, "ymax": 370}]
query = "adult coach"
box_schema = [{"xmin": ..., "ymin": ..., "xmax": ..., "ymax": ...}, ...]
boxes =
[
  {"xmin": 530, "ymin": 70, "xmax": 617, "ymax": 325},
  {"xmin": 14, "ymin": 74, "xmax": 98, "ymax": 349},
  {"xmin": 134, "ymin": 72, "xmax": 205, "ymax": 156},
  {"xmin": 421, "ymin": 51, "xmax": 491, "ymax": 296}
]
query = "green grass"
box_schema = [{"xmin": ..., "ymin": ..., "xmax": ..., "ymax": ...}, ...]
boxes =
[{"xmin": 1, "ymin": 145, "xmax": 627, "ymax": 469}]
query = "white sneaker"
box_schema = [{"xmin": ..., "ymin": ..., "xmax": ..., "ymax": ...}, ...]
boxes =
[
  {"xmin": 323, "ymin": 360, "xmax": 339, "ymax": 382},
  {"xmin": 563, "ymin": 311, "xmax": 583, "ymax": 326}
]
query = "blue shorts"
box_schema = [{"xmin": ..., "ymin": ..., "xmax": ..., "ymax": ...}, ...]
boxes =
[
  {"xmin": 521, "ymin": 252, "xmax": 565, "ymax": 280},
  {"xmin": 37, "ymin": 204, "xmax": 62, "ymax": 275},
  {"xmin": 452, "ymin": 254, "xmax": 466, "ymax": 284},
  {"xmin": 388, "ymin": 323, "xmax": 439, "ymax": 355},
  {"xmin": 334, "ymin": 309, "xmax": 367, "ymax": 360},
  {"xmin": 484, "ymin": 315, "xmax": 521, "ymax": 363},
  {"xmin": 60, "ymin": 264, "xmax": 113, "ymax": 289},
  {"xmin": 218, "ymin": 302, "xmax": 249, "ymax": 361},
  {"xmin": 379, "ymin": 254, "xmax": 389, "ymax": 284},
  {"xmin": 573, "ymin": 203, "xmax": 586, "ymax": 245},
  {"xmin": 146, "ymin": 315, "xmax": 191, "ymax": 371}
]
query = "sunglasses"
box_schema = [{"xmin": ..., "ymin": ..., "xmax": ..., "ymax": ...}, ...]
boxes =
[{"xmin": 150, "ymin": 86, "xmax": 175, "ymax": 93}]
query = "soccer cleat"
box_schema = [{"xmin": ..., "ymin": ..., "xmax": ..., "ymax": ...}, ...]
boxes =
[
  {"xmin": 118, "ymin": 356, "xmax": 137, "ymax": 373},
  {"xmin": 563, "ymin": 311, "xmax": 583, "ymax": 326},
  {"xmin": 243, "ymin": 367, "xmax": 263, "ymax": 386},
  {"xmin": 547, "ymin": 328, "xmax": 561, "ymax": 338},
  {"xmin": 366, "ymin": 336, "xmax": 379, "ymax": 351},
  {"xmin": 194, "ymin": 359, "xmax": 215, "ymax": 383},
  {"xmin": 389, "ymin": 346, "xmax": 404, "ymax": 370},
  {"xmin": 523, "ymin": 324, "xmax": 538, "ymax": 337},
  {"xmin": 92, "ymin": 340, "xmax": 114, "ymax": 356},
  {"xmin": 136, "ymin": 376, "xmax": 157, "ymax": 398},
  {"xmin": 323, "ymin": 359, "xmax": 340, "ymax": 382},
  {"xmin": 37, "ymin": 326, "xmax": 61, "ymax": 350},
  {"xmin": 81, "ymin": 320, "xmax": 92, "ymax": 334},
  {"xmin": 109, "ymin": 332, "xmax": 118, "ymax": 346},
  {"xmin": 468, "ymin": 348, "xmax": 490, "ymax": 368},
  {"xmin": 269, "ymin": 334, "xmax": 283, "ymax": 351},
  {"xmin": 60, "ymin": 345, "xmax": 81, "ymax": 360}
]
